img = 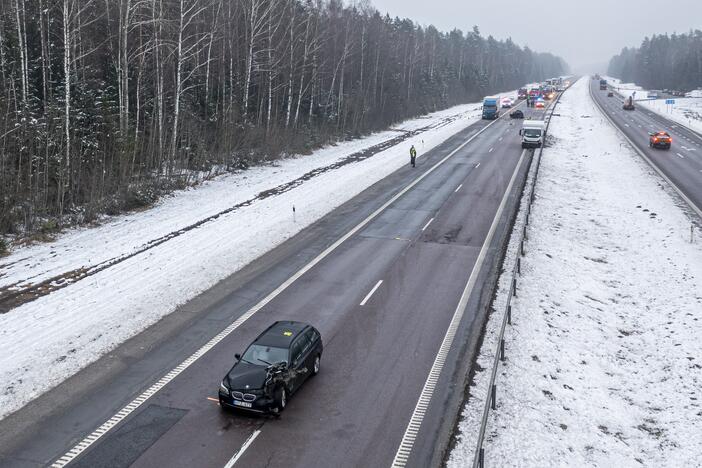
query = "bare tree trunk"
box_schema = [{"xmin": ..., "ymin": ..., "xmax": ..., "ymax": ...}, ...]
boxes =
[
  {"xmin": 118, "ymin": 0, "xmax": 131, "ymax": 136},
  {"xmin": 284, "ymin": 1, "xmax": 295, "ymax": 128},
  {"xmin": 14, "ymin": 0, "xmax": 28, "ymax": 108},
  {"xmin": 170, "ymin": 0, "xmax": 186, "ymax": 174},
  {"xmin": 62, "ymin": 0, "xmax": 72, "ymax": 218},
  {"xmin": 266, "ymin": 13, "xmax": 272, "ymax": 132}
]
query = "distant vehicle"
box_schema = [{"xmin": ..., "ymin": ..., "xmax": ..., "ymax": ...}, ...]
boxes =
[
  {"xmin": 599, "ymin": 79, "xmax": 607, "ymax": 90},
  {"xmin": 529, "ymin": 88, "xmax": 541, "ymax": 99},
  {"xmin": 623, "ymin": 96, "xmax": 635, "ymax": 110},
  {"xmin": 501, "ymin": 97, "xmax": 513, "ymax": 108},
  {"xmin": 607, "ymin": 91, "xmax": 614, "ymax": 97},
  {"xmin": 518, "ymin": 88, "xmax": 528, "ymax": 99},
  {"xmin": 534, "ymin": 98, "xmax": 545, "ymax": 108},
  {"xmin": 520, "ymin": 119, "xmax": 546, "ymax": 148},
  {"xmin": 219, "ymin": 321, "xmax": 323, "ymax": 414},
  {"xmin": 510, "ymin": 109, "xmax": 524, "ymax": 119},
  {"xmin": 649, "ymin": 131, "xmax": 672, "ymax": 149},
  {"xmin": 482, "ymin": 96, "xmax": 501, "ymax": 120},
  {"xmin": 648, "ymin": 91, "xmax": 660, "ymax": 99}
]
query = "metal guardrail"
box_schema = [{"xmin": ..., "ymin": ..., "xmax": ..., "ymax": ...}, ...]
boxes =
[{"xmin": 471, "ymin": 83, "xmax": 572, "ymax": 468}]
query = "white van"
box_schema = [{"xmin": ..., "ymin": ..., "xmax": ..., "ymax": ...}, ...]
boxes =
[{"xmin": 520, "ymin": 120, "xmax": 546, "ymax": 148}]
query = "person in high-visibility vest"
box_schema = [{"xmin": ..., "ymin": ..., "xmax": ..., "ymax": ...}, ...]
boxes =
[{"xmin": 410, "ymin": 145, "xmax": 417, "ymax": 167}]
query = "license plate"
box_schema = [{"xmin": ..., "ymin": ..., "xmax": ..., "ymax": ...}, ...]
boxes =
[{"xmin": 233, "ymin": 400, "xmax": 252, "ymax": 408}]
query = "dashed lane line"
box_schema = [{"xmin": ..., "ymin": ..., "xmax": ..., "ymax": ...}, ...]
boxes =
[
  {"xmin": 360, "ymin": 280, "xmax": 383, "ymax": 306},
  {"xmin": 390, "ymin": 149, "xmax": 528, "ymax": 467},
  {"xmin": 224, "ymin": 429, "xmax": 261, "ymax": 468}
]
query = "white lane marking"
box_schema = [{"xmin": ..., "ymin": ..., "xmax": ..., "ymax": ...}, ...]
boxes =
[
  {"xmin": 677, "ymin": 153, "xmax": 685, "ymax": 159},
  {"xmin": 475, "ymin": 162, "xmax": 481, "ymax": 168},
  {"xmin": 224, "ymin": 429, "xmax": 261, "ymax": 468},
  {"xmin": 454, "ymin": 184, "xmax": 463, "ymax": 193},
  {"xmin": 391, "ymin": 148, "xmax": 528, "ymax": 467},
  {"xmin": 498, "ymin": 137, "xmax": 503, "ymax": 141},
  {"xmin": 360, "ymin": 280, "xmax": 383, "ymax": 306},
  {"xmin": 488, "ymin": 147, "xmax": 494, "ymax": 153},
  {"xmin": 624, "ymin": 123, "xmax": 630, "ymax": 127},
  {"xmin": 50, "ymin": 83, "xmax": 511, "ymax": 468},
  {"xmin": 421, "ymin": 217, "xmax": 435, "ymax": 231}
]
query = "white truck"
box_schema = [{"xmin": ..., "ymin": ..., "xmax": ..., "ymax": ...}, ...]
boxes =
[{"xmin": 519, "ymin": 120, "xmax": 546, "ymax": 148}]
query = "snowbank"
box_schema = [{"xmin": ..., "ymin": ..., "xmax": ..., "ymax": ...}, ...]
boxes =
[
  {"xmin": 0, "ymin": 97, "xmax": 496, "ymax": 420},
  {"xmin": 448, "ymin": 77, "xmax": 702, "ymax": 466}
]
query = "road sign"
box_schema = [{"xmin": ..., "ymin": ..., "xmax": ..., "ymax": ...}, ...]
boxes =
[{"xmin": 666, "ymin": 99, "xmax": 675, "ymax": 105}]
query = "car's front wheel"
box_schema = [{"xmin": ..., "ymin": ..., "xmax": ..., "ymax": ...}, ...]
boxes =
[
  {"xmin": 312, "ymin": 354, "xmax": 321, "ymax": 376},
  {"xmin": 274, "ymin": 386, "xmax": 287, "ymax": 413}
]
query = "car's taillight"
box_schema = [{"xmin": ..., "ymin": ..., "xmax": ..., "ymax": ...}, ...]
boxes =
[{"xmin": 653, "ymin": 138, "xmax": 659, "ymax": 142}]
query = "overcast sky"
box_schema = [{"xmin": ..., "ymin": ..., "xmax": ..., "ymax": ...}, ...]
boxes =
[{"xmin": 369, "ymin": 0, "xmax": 701, "ymax": 73}]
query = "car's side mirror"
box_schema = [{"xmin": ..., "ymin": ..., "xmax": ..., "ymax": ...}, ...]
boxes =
[{"xmin": 235, "ymin": 353, "xmax": 241, "ymax": 361}]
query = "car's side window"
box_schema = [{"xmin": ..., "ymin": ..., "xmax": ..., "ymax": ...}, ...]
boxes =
[
  {"xmin": 300, "ymin": 334, "xmax": 312, "ymax": 359},
  {"xmin": 291, "ymin": 338, "xmax": 304, "ymax": 365},
  {"xmin": 305, "ymin": 328, "xmax": 316, "ymax": 344}
]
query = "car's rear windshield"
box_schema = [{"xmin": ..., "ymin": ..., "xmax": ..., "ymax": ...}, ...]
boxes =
[{"xmin": 242, "ymin": 344, "xmax": 288, "ymax": 366}]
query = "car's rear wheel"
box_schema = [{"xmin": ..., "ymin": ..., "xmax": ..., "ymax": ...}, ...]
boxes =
[{"xmin": 312, "ymin": 354, "xmax": 321, "ymax": 376}]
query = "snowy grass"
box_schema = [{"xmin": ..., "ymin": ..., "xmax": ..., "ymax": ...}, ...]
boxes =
[
  {"xmin": 639, "ymin": 98, "xmax": 702, "ymax": 136},
  {"xmin": 448, "ymin": 77, "xmax": 702, "ymax": 467},
  {"xmin": 0, "ymin": 96, "xmax": 502, "ymax": 421}
]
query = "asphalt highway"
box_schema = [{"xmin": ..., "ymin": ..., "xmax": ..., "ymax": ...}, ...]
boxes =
[
  {"xmin": 590, "ymin": 79, "xmax": 702, "ymax": 216},
  {"xmin": 0, "ymin": 98, "xmax": 555, "ymax": 468}
]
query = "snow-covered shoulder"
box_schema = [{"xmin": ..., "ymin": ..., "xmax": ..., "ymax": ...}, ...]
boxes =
[{"xmin": 448, "ymin": 77, "xmax": 702, "ymax": 466}]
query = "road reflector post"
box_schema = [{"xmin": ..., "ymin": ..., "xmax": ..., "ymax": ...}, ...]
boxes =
[
  {"xmin": 479, "ymin": 448, "xmax": 485, "ymax": 468},
  {"xmin": 512, "ymin": 278, "xmax": 517, "ymax": 298},
  {"xmin": 507, "ymin": 304, "xmax": 512, "ymax": 325},
  {"xmin": 500, "ymin": 339, "xmax": 505, "ymax": 361},
  {"xmin": 491, "ymin": 384, "xmax": 497, "ymax": 410},
  {"xmin": 517, "ymin": 257, "xmax": 521, "ymax": 274}
]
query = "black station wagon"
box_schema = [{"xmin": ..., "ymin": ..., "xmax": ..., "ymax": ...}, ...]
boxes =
[{"xmin": 219, "ymin": 321, "xmax": 323, "ymax": 414}]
